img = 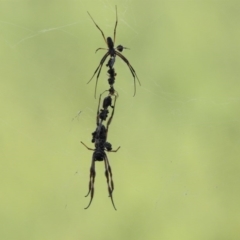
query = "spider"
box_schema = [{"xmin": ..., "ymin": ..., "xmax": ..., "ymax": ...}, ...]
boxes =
[
  {"xmin": 81, "ymin": 90, "xmax": 120, "ymax": 210},
  {"xmin": 87, "ymin": 6, "xmax": 141, "ymax": 98}
]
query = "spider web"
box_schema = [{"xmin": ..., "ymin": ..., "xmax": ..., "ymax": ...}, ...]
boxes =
[{"xmin": 1, "ymin": 0, "xmax": 240, "ymax": 239}]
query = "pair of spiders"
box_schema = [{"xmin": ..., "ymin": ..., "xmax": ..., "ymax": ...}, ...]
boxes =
[{"xmin": 82, "ymin": 6, "xmax": 140, "ymax": 210}]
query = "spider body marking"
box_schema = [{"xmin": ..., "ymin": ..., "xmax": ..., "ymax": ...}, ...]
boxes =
[{"xmin": 87, "ymin": 6, "xmax": 141, "ymax": 98}]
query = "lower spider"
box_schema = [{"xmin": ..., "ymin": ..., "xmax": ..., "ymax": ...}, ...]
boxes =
[
  {"xmin": 81, "ymin": 90, "xmax": 120, "ymax": 210},
  {"xmin": 81, "ymin": 139, "xmax": 120, "ymax": 210}
]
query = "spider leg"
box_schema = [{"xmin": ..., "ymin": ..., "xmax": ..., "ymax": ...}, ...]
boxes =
[
  {"xmin": 106, "ymin": 94, "xmax": 117, "ymax": 132},
  {"xmin": 85, "ymin": 164, "xmax": 95, "ymax": 197},
  {"xmin": 95, "ymin": 48, "xmax": 108, "ymax": 53},
  {"xmin": 116, "ymin": 52, "xmax": 140, "ymax": 84},
  {"xmin": 104, "ymin": 154, "xmax": 117, "ymax": 210},
  {"xmin": 87, "ymin": 52, "xmax": 109, "ymax": 84},
  {"xmin": 87, "ymin": 52, "xmax": 110, "ymax": 98},
  {"xmin": 81, "ymin": 141, "xmax": 95, "ymax": 151},
  {"xmin": 96, "ymin": 92, "xmax": 103, "ymax": 125},
  {"xmin": 106, "ymin": 157, "xmax": 114, "ymax": 192},
  {"xmin": 109, "ymin": 146, "xmax": 121, "ymax": 152},
  {"xmin": 113, "ymin": 5, "xmax": 118, "ymax": 44},
  {"xmin": 84, "ymin": 156, "xmax": 96, "ymax": 209},
  {"xmin": 87, "ymin": 12, "xmax": 107, "ymax": 46},
  {"xmin": 115, "ymin": 51, "xmax": 141, "ymax": 96},
  {"xmin": 103, "ymin": 153, "xmax": 112, "ymax": 192}
]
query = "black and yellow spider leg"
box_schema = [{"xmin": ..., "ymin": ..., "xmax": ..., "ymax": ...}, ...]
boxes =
[
  {"xmin": 104, "ymin": 154, "xmax": 117, "ymax": 210},
  {"xmin": 87, "ymin": 52, "xmax": 109, "ymax": 84},
  {"xmin": 105, "ymin": 156, "xmax": 114, "ymax": 193},
  {"xmin": 87, "ymin": 11, "xmax": 107, "ymax": 46},
  {"xmin": 115, "ymin": 51, "xmax": 140, "ymax": 84},
  {"xmin": 103, "ymin": 154, "xmax": 112, "ymax": 193},
  {"xmin": 87, "ymin": 52, "xmax": 110, "ymax": 98},
  {"xmin": 115, "ymin": 51, "xmax": 141, "ymax": 96},
  {"xmin": 84, "ymin": 156, "xmax": 96, "ymax": 209},
  {"xmin": 85, "ymin": 161, "xmax": 95, "ymax": 197},
  {"xmin": 113, "ymin": 5, "xmax": 118, "ymax": 44},
  {"xmin": 96, "ymin": 91, "xmax": 103, "ymax": 125}
]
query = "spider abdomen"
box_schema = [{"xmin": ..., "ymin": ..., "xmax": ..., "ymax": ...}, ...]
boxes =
[
  {"xmin": 94, "ymin": 148, "xmax": 105, "ymax": 161},
  {"xmin": 107, "ymin": 37, "xmax": 114, "ymax": 49}
]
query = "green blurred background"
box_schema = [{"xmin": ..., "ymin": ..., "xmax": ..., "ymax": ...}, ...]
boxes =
[{"xmin": 1, "ymin": 0, "xmax": 240, "ymax": 239}]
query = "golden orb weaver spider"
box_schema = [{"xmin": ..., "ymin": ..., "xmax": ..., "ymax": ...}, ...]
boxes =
[{"xmin": 87, "ymin": 6, "xmax": 141, "ymax": 98}]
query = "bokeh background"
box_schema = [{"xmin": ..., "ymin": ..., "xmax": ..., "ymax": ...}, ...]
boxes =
[{"xmin": 1, "ymin": 0, "xmax": 240, "ymax": 239}]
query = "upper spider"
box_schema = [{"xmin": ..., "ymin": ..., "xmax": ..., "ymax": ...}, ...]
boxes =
[{"xmin": 87, "ymin": 6, "xmax": 141, "ymax": 97}]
